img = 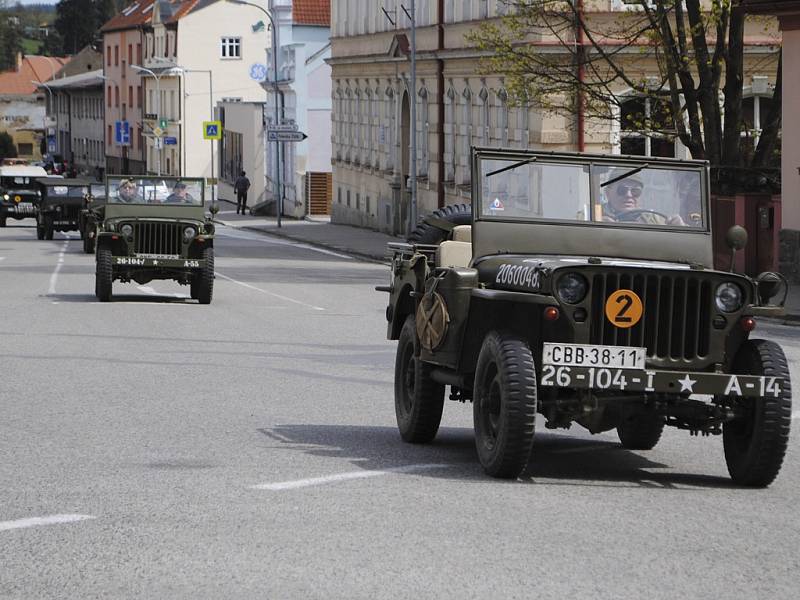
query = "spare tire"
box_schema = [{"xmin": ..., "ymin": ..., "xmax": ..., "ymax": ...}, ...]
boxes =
[{"xmin": 407, "ymin": 203, "xmax": 471, "ymax": 245}]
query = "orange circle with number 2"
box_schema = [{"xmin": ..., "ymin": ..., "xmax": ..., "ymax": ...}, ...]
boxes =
[{"xmin": 605, "ymin": 289, "xmax": 643, "ymax": 329}]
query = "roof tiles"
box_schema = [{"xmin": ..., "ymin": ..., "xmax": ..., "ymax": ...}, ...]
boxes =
[
  {"xmin": 293, "ymin": 0, "xmax": 330, "ymax": 26},
  {"xmin": 0, "ymin": 55, "xmax": 69, "ymax": 96}
]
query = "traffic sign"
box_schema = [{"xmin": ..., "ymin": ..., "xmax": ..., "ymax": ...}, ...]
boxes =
[
  {"xmin": 164, "ymin": 136, "xmax": 178, "ymax": 145},
  {"xmin": 267, "ymin": 131, "xmax": 308, "ymax": 142},
  {"xmin": 152, "ymin": 126, "xmax": 164, "ymax": 138},
  {"xmin": 154, "ymin": 137, "xmax": 163, "ymax": 150},
  {"xmin": 115, "ymin": 120, "xmax": 131, "ymax": 146},
  {"xmin": 267, "ymin": 123, "xmax": 299, "ymax": 133},
  {"xmin": 159, "ymin": 118, "xmax": 168, "ymax": 130},
  {"xmin": 203, "ymin": 121, "xmax": 222, "ymax": 140}
]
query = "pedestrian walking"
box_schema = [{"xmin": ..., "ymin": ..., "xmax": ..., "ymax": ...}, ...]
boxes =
[{"xmin": 234, "ymin": 171, "xmax": 251, "ymax": 215}]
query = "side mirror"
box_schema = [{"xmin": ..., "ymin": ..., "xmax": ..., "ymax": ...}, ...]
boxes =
[
  {"xmin": 209, "ymin": 202, "xmax": 220, "ymax": 216},
  {"xmin": 725, "ymin": 225, "xmax": 748, "ymax": 273},
  {"xmin": 756, "ymin": 271, "xmax": 788, "ymax": 306}
]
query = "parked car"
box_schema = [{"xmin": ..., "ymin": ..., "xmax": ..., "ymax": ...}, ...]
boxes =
[
  {"xmin": 0, "ymin": 165, "xmax": 49, "ymax": 227},
  {"xmin": 34, "ymin": 177, "xmax": 90, "ymax": 240},
  {"xmin": 94, "ymin": 176, "xmax": 218, "ymax": 303},
  {"xmin": 382, "ymin": 148, "xmax": 791, "ymax": 487}
]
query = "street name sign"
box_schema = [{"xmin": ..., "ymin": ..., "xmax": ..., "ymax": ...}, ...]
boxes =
[
  {"xmin": 267, "ymin": 131, "xmax": 308, "ymax": 142},
  {"xmin": 267, "ymin": 123, "xmax": 299, "ymax": 133},
  {"xmin": 203, "ymin": 121, "xmax": 222, "ymax": 140},
  {"xmin": 164, "ymin": 136, "xmax": 178, "ymax": 145}
]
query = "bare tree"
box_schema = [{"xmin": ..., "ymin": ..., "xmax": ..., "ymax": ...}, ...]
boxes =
[{"xmin": 466, "ymin": 0, "xmax": 782, "ymax": 192}]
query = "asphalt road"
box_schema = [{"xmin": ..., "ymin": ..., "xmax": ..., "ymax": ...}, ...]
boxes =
[{"xmin": 1, "ymin": 218, "xmax": 799, "ymax": 599}]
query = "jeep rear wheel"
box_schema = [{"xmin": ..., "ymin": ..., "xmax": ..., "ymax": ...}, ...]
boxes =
[
  {"xmin": 473, "ymin": 332, "xmax": 537, "ymax": 478},
  {"xmin": 95, "ymin": 246, "xmax": 113, "ymax": 302},
  {"xmin": 36, "ymin": 216, "xmax": 45, "ymax": 240},
  {"xmin": 617, "ymin": 409, "xmax": 664, "ymax": 450},
  {"xmin": 195, "ymin": 247, "xmax": 214, "ymax": 304},
  {"xmin": 83, "ymin": 231, "xmax": 94, "ymax": 254},
  {"xmin": 394, "ymin": 315, "xmax": 445, "ymax": 443},
  {"xmin": 0, "ymin": 216, "xmax": 6, "ymax": 227},
  {"xmin": 723, "ymin": 340, "xmax": 792, "ymax": 487}
]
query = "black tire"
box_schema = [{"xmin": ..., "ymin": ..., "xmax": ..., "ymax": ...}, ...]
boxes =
[
  {"xmin": 196, "ymin": 247, "xmax": 214, "ymax": 304},
  {"xmin": 83, "ymin": 232, "xmax": 94, "ymax": 254},
  {"xmin": 36, "ymin": 216, "xmax": 45, "ymax": 240},
  {"xmin": 95, "ymin": 246, "xmax": 113, "ymax": 302},
  {"xmin": 617, "ymin": 410, "xmax": 665, "ymax": 450},
  {"xmin": 473, "ymin": 331, "xmax": 537, "ymax": 478},
  {"xmin": 394, "ymin": 315, "xmax": 445, "ymax": 443},
  {"xmin": 0, "ymin": 216, "xmax": 6, "ymax": 227},
  {"xmin": 407, "ymin": 203, "xmax": 471, "ymax": 244},
  {"xmin": 190, "ymin": 278, "xmax": 199, "ymax": 300},
  {"xmin": 44, "ymin": 217, "xmax": 53, "ymax": 240},
  {"xmin": 723, "ymin": 339, "xmax": 792, "ymax": 487}
]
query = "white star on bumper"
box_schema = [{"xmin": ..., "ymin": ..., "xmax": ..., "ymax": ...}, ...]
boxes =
[{"xmin": 678, "ymin": 374, "xmax": 697, "ymax": 393}]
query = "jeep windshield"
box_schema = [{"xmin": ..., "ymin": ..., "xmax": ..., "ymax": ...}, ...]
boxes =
[
  {"xmin": 479, "ymin": 155, "xmax": 706, "ymax": 229},
  {"xmin": 106, "ymin": 177, "xmax": 204, "ymax": 206},
  {"xmin": 46, "ymin": 185, "xmax": 88, "ymax": 198}
]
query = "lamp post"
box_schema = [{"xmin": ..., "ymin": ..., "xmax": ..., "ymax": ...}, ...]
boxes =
[
  {"xmin": 32, "ymin": 80, "xmax": 54, "ymax": 156},
  {"xmin": 152, "ymin": 58, "xmax": 216, "ymax": 207},
  {"xmin": 131, "ymin": 64, "xmax": 163, "ymax": 176},
  {"xmin": 225, "ymin": 0, "xmax": 282, "ymax": 226}
]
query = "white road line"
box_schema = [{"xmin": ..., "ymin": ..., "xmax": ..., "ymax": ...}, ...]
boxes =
[
  {"xmin": 792, "ymin": 410, "xmax": 800, "ymax": 421},
  {"xmin": 47, "ymin": 239, "xmax": 70, "ymax": 295},
  {"xmin": 216, "ymin": 271, "xmax": 326, "ymax": 311},
  {"xmin": 251, "ymin": 463, "xmax": 449, "ymax": 491},
  {"xmin": 0, "ymin": 514, "xmax": 95, "ymax": 532},
  {"xmin": 216, "ymin": 228, "xmax": 354, "ymax": 260}
]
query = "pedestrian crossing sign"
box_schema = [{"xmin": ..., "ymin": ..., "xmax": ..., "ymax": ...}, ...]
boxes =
[{"xmin": 203, "ymin": 121, "xmax": 222, "ymax": 140}]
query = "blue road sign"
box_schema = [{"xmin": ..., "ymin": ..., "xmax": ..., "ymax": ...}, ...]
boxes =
[
  {"xmin": 164, "ymin": 136, "xmax": 178, "ymax": 145},
  {"xmin": 249, "ymin": 63, "xmax": 268, "ymax": 82},
  {"xmin": 203, "ymin": 121, "xmax": 222, "ymax": 140},
  {"xmin": 115, "ymin": 121, "xmax": 131, "ymax": 146}
]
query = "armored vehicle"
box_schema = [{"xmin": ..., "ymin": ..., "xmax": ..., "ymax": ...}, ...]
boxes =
[
  {"xmin": 94, "ymin": 176, "xmax": 217, "ymax": 303},
  {"xmin": 34, "ymin": 177, "xmax": 90, "ymax": 240},
  {"xmin": 383, "ymin": 148, "xmax": 791, "ymax": 487},
  {"xmin": 0, "ymin": 165, "xmax": 48, "ymax": 227}
]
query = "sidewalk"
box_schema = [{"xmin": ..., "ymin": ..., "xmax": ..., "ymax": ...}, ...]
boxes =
[{"xmin": 214, "ymin": 202, "xmax": 800, "ymax": 322}]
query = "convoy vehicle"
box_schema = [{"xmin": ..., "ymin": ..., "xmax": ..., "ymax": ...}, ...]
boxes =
[
  {"xmin": 34, "ymin": 177, "xmax": 90, "ymax": 240},
  {"xmin": 80, "ymin": 183, "xmax": 106, "ymax": 253},
  {"xmin": 94, "ymin": 175, "xmax": 217, "ymax": 303},
  {"xmin": 382, "ymin": 148, "xmax": 791, "ymax": 486},
  {"xmin": 0, "ymin": 165, "xmax": 48, "ymax": 227}
]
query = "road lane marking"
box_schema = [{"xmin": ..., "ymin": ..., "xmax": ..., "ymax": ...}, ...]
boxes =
[
  {"xmin": 0, "ymin": 514, "xmax": 95, "ymax": 532},
  {"xmin": 216, "ymin": 271, "xmax": 326, "ymax": 311},
  {"xmin": 47, "ymin": 239, "xmax": 70, "ymax": 296},
  {"xmin": 251, "ymin": 463, "xmax": 449, "ymax": 491},
  {"xmin": 216, "ymin": 228, "xmax": 354, "ymax": 260}
]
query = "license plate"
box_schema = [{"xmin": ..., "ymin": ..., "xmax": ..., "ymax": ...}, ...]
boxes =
[{"xmin": 542, "ymin": 343, "xmax": 646, "ymax": 370}]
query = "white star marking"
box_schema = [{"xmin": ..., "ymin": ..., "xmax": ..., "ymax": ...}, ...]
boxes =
[
  {"xmin": 678, "ymin": 374, "xmax": 697, "ymax": 393},
  {"xmin": 153, "ymin": 260, "xmax": 159, "ymax": 265}
]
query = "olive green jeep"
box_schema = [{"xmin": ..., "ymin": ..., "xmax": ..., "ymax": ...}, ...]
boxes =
[
  {"xmin": 94, "ymin": 176, "xmax": 218, "ymax": 303},
  {"xmin": 34, "ymin": 177, "xmax": 90, "ymax": 240},
  {"xmin": 382, "ymin": 148, "xmax": 791, "ymax": 486}
]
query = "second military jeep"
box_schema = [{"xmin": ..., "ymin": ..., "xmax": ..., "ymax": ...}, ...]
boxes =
[
  {"xmin": 383, "ymin": 148, "xmax": 792, "ymax": 487},
  {"xmin": 94, "ymin": 176, "xmax": 217, "ymax": 303},
  {"xmin": 34, "ymin": 177, "xmax": 90, "ymax": 240}
]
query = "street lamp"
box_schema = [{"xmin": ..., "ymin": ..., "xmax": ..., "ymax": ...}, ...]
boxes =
[
  {"xmin": 225, "ymin": 0, "xmax": 282, "ymax": 226},
  {"xmin": 31, "ymin": 80, "xmax": 54, "ymax": 156},
  {"xmin": 131, "ymin": 64, "xmax": 163, "ymax": 176},
  {"xmin": 151, "ymin": 57, "xmax": 217, "ymax": 207}
]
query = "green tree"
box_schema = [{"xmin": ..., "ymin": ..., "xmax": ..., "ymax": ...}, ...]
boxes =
[
  {"xmin": 0, "ymin": 1, "xmax": 23, "ymax": 71},
  {"xmin": 54, "ymin": 0, "xmax": 97, "ymax": 54},
  {"xmin": 0, "ymin": 131, "xmax": 18, "ymax": 160},
  {"xmin": 467, "ymin": 0, "xmax": 782, "ymax": 192}
]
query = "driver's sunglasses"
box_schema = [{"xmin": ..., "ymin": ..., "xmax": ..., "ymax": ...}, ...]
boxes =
[{"xmin": 615, "ymin": 184, "xmax": 643, "ymax": 198}]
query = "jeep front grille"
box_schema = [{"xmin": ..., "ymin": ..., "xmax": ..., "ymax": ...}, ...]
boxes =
[
  {"xmin": 64, "ymin": 205, "xmax": 81, "ymax": 221},
  {"xmin": 589, "ymin": 272, "xmax": 712, "ymax": 361},
  {"xmin": 131, "ymin": 222, "xmax": 183, "ymax": 256}
]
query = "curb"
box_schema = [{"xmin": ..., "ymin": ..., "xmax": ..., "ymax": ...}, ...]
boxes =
[{"xmin": 239, "ymin": 225, "xmax": 389, "ymax": 264}]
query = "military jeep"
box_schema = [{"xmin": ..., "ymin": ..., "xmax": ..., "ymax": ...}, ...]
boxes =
[
  {"xmin": 383, "ymin": 148, "xmax": 791, "ymax": 487},
  {"xmin": 94, "ymin": 176, "xmax": 217, "ymax": 303},
  {"xmin": 34, "ymin": 177, "xmax": 90, "ymax": 240},
  {"xmin": 0, "ymin": 165, "xmax": 48, "ymax": 227}
]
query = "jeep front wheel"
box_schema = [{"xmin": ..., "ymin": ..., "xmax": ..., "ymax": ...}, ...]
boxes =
[
  {"xmin": 723, "ymin": 340, "xmax": 792, "ymax": 487},
  {"xmin": 95, "ymin": 246, "xmax": 113, "ymax": 302},
  {"xmin": 36, "ymin": 215, "xmax": 45, "ymax": 240},
  {"xmin": 473, "ymin": 332, "xmax": 537, "ymax": 478},
  {"xmin": 394, "ymin": 315, "xmax": 445, "ymax": 443},
  {"xmin": 195, "ymin": 247, "xmax": 214, "ymax": 304}
]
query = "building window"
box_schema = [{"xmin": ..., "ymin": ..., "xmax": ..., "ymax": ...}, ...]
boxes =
[
  {"xmin": 128, "ymin": 86, "xmax": 133, "ymax": 106},
  {"xmin": 479, "ymin": 86, "xmax": 489, "ymax": 145},
  {"xmin": 619, "ymin": 95, "xmax": 675, "ymax": 158},
  {"xmin": 220, "ymin": 37, "xmax": 241, "ymax": 59},
  {"xmin": 106, "ymin": 46, "xmax": 111, "ymax": 66},
  {"xmin": 445, "ymin": 87, "xmax": 456, "ymax": 182},
  {"xmin": 114, "ymin": 45, "xmax": 119, "ymax": 66},
  {"xmin": 498, "ymin": 88, "xmax": 509, "ymax": 147},
  {"xmin": 418, "ymin": 85, "xmax": 429, "ymax": 177},
  {"xmin": 115, "ymin": 86, "xmax": 119, "ymax": 107}
]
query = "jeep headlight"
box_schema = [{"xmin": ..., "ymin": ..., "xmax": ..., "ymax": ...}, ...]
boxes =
[
  {"xmin": 2, "ymin": 194, "xmax": 8, "ymax": 201},
  {"xmin": 715, "ymin": 282, "xmax": 743, "ymax": 313},
  {"xmin": 183, "ymin": 226, "xmax": 196, "ymax": 240},
  {"xmin": 120, "ymin": 223, "xmax": 133, "ymax": 237},
  {"xmin": 555, "ymin": 273, "xmax": 588, "ymax": 305}
]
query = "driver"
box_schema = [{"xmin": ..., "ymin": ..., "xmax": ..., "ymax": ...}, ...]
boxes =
[
  {"xmin": 116, "ymin": 178, "xmax": 141, "ymax": 203},
  {"xmin": 166, "ymin": 181, "xmax": 195, "ymax": 204},
  {"xmin": 603, "ymin": 173, "xmax": 685, "ymax": 225}
]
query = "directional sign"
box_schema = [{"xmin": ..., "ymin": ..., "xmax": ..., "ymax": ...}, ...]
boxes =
[
  {"xmin": 267, "ymin": 123, "xmax": 299, "ymax": 133},
  {"xmin": 203, "ymin": 121, "xmax": 222, "ymax": 140},
  {"xmin": 115, "ymin": 120, "xmax": 131, "ymax": 146},
  {"xmin": 267, "ymin": 131, "xmax": 308, "ymax": 142},
  {"xmin": 164, "ymin": 136, "xmax": 178, "ymax": 146},
  {"xmin": 159, "ymin": 118, "xmax": 168, "ymax": 130}
]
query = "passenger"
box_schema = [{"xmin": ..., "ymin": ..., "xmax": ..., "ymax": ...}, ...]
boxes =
[
  {"xmin": 166, "ymin": 181, "xmax": 194, "ymax": 204},
  {"xmin": 116, "ymin": 178, "xmax": 141, "ymax": 203}
]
